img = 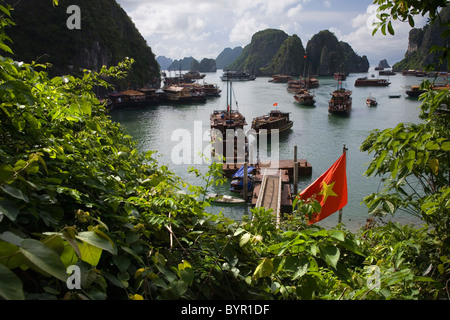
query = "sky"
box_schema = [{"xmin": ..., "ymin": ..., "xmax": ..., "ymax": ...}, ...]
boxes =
[{"xmin": 115, "ymin": 0, "xmax": 428, "ymax": 66}]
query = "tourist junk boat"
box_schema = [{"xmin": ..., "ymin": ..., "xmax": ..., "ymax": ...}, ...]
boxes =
[
  {"xmin": 163, "ymin": 85, "xmax": 205, "ymax": 103},
  {"xmin": 251, "ymin": 109, "xmax": 293, "ymax": 135},
  {"xmin": 294, "ymin": 88, "xmax": 316, "ymax": 106},
  {"xmin": 210, "ymin": 79, "xmax": 248, "ymax": 163},
  {"xmin": 269, "ymin": 74, "xmax": 293, "ymax": 83},
  {"xmin": 107, "ymin": 89, "xmax": 160, "ymax": 110},
  {"xmin": 328, "ymin": 82, "xmax": 352, "ymax": 115},
  {"xmin": 220, "ymin": 70, "xmax": 256, "ymax": 82},
  {"xmin": 354, "ymin": 77, "xmax": 391, "ymax": 87}
]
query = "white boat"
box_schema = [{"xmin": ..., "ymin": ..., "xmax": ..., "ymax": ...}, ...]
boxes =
[{"xmin": 206, "ymin": 193, "xmax": 246, "ymax": 204}]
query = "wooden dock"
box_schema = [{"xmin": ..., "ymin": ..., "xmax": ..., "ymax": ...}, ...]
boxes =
[
  {"xmin": 222, "ymin": 159, "xmax": 312, "ymax": 178},
  {"xmin": 253, "ymin": 168, "xmax": 292, "ymax": 226},
  {"xmin": 223, "ymin": 156, "xmax": 312, "ymax": 225}
]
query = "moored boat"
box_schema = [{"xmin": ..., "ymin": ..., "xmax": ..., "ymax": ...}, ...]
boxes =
[
  {"xmin": 230, "ymin": 165, "xmax": 254, "ymax": 193},
  {"xmin": 294, "ymin": 88, "xmax": 316, "ymax": 106},
  {"xmin": 366, "ymin": 95, "xmax": 378, "ymax": 107},
  {"xmin": 210, "ymin": 80, "xmax": 248, "ymax": 163},
  {"xmin": 107, "ymin": 89, "xmax": 159, "ymax": 110},
  {"xmin": 251, "ymin": 109, "xmax": 293, "ymax": 135},
  {"xmin": 328, "ymin": 83, "xmax": 352, "ymax": 115},
  {"xmin": 206, "ymin": 193, "xmax": 246, "ymax": 204},
  {"xmin": 220, "ymin": 70, "xmax": 256, "ymax": 81},
  {"xmin": 269, "ymin": 74, "xmax": 293, "ymax": 83},
  {"xmin": 355, "ymin": 77, "xmax": 390, "ymax": 87}
]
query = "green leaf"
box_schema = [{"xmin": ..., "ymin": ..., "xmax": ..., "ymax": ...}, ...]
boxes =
[
  {"xmin": 0, "ymin": 164, "xmax": 14, "ymax": 184},
  {"xmin": 76, "ymin": 231, "xmax": 116, "ymax": 255},
  {"xmin": 0, "ymin": 241, "xmax": 24, "ymax": 269},
  {"xmin": 320, "ymin": 245, "xmax": 340, "ymax": 269},
  {"xmin": 253, "ymin": 258, "xmax": 273, "ymax": 280},
  {"xmin": 19, "ymin": 239, "xmax": 67, "ymax": 281},
  {"xmin": 0, "ymin": 199, "xmax": 20, "ymax": 222},
  {"xmin": 330, "ymin": 230, "xmax": 345, "ymax": 242},
  {"xmin": 442, "ymin": 141, "xmax": 450, "ymax": 151},
  {"xmin": 1, "ymin": 184, "xmax": 29, "ymax": 203},
  {"xmin": 292, "ymin": 256, "xmax": 309, "ymax": 280},
  {"xmin": 240, "ymin": 232, "xmax": 251, "ymax": 247},
  {"xmin": 387, "ymin": 21, "xmax": 395, "ymax": 35},
  {"xmin": 0, "ymin": 264, "xmax": 24, "ymax": 300},
  {"xmin": 429, "ymin": 158, "xmax": 439, "ymax": 175},
  {"xmin": 79, "ymin": 242, "xmax": 102, "ymax": 267}
]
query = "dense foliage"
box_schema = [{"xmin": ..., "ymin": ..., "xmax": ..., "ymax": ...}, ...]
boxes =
[
  {"xmin": 0, "ymin": 1, "xmax": 448, "ymax": 301},
  {"xmin": 4, "ymin": 0, "xmax": 160, "ymax": 89}
]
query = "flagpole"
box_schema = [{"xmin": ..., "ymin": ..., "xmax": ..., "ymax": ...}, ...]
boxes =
[{"xmin": 338, "ymin": 144, "xmax": 347, "ymax": 225}]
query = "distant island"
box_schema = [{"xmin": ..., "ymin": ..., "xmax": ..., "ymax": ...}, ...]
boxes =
[{"xmin": 226, "ymin": 29, "xmax": 369, "ymax": 76}]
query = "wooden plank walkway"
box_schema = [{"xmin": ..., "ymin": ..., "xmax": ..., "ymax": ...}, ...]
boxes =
[{"xmin": 254, "ymin": 169, "xmax": 286, "ymax": 227}]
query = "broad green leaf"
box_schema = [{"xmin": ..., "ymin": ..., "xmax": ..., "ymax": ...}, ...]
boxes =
[
  {"xmin": 0, "ymin": 264, "xmax": 24, "ymax": 300},
  {"xmin": 442, "ymin": 141, "xmax": 450, "ymax": 151},
  {"xmin": 320, "ymin": 245, "xmax": 340, "ymax": 269},
  {"xmin": 330, "ymin": 230, "xmax": 345, "ymax": 242},
  {"xmin": 253, "ymin": 258, "xmax": 273, "ymax": 280},
  {"xmin": 79, "ymin": 242, "xmax": 102, "ymax": 267},
  {"xmin": 76, "ymin": 231, "xmax": 116, "ymax": 255},
  {"xmin": 240, "ymin": 232, "xmax": 251, "ymax": 247},
  {"xmin": 0, "ymin": 199, "xmax": 20, "ymax": 222},
  {"xmin": 179, "ymin": 267, "xmax": 194, "ymax": 285},
  {"xmin": 0, "ymin": 241, "xmax": 24, "ymax": 269},
  {"xmin": 0, "ymin": 164, "xmax": 14, "ymax": 184},
  {"xmin": 1, "ymin": 184, "xmax": 29, "ymax": 203},
  {"xmin": 19, "ymin": 239, "xmax": 67, "ymax": 281},
  {"xmin": 292, "ymin": 256, "xmax": 309, "ymax": 280},
  {"xmin": 62, "ymin": 228, "xmax": 81, "ymax": 259},
  {"xmin": 429, "ymin": 158, "xmax": 439, "ymax": 175},
  {"xmin": 59, "ymin": 243, "xmax": 78, "ymax": 267}
]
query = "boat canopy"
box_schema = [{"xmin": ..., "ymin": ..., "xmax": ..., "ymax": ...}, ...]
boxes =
[{"xmin": 232, "ymin": 165, "xmax": 254, "ymax": 178}]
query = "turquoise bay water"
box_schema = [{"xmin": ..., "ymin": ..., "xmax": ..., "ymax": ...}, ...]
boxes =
[{"xmin": 110, "ymin": 69, "xmax": 430, "ymax": 232}]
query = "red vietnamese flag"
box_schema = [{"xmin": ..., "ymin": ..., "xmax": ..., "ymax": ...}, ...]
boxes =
[{"xmin": 298, "ymin": 152, "xmax": 347, "ymax": 224}]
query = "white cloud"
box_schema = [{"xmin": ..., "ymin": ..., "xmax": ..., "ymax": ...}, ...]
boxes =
[
  {"xmin": 115, "ymin": 0, "xmax": 427, "ymax": 65},
  {"xmin": 229, "ymin": 15, "xmax": 269, "ymax": 43},
  {"xmin": 334, "ymin": 5, "xmax": 428, "ymax": 65}
]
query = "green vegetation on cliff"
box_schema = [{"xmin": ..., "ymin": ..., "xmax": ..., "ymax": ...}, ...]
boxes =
[
  {"xmin": 393, "ymin": 6, "xmax": 449, "ymax": 71},
  {"xmin": 306, "ymin": 30, "xmax": 369, "ymax": 76},
  {"xmin": 261, "ymin": 34, "xmax": 306, "ymax": 76},
  {"xmin": 5, "ymin": 0, "xmax": 160, "ymax": 89},
  {"xmin": 228, "ymin": 28, "xmax": 368, "ymax": 76},
  {"xmin": 227, "ymin": 29, "xmax": 290, "ymax": 76}
]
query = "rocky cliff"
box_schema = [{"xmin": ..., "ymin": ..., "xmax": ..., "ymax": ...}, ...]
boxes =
[
  {"xmin": 393, "ymin": 6, "xmax": 449, "ymax": 71},
  {"xmin": 6, "ymin": 0, "xmax": 160, "ymax": 89},
  {"xmin": 227, "ymin": 29, "xmax": 368, "ymax": 76},
  {"xmin": 216, "ymin": 47, "xmax": 243, "ymax": 69},
  {"xmin": 305, "ymin": 30, "xmax": 369, "ymax": 76},
  {"xmin": 226, "ymin": 29, "xmax": 290, "ymax": 76},
  {"xmin": 261, "ymin": 34, "xmax": 306, "ymax": 76}
]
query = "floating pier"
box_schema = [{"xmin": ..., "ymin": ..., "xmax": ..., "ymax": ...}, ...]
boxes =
[{"xmin": 222, "ymin": 146, "xmax": 312, "ymax": 225}]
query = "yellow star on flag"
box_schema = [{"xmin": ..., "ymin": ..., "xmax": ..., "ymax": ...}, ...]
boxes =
[{"xmin": 318, "ymin": 181, "xmax": 338, "ymax": 203}]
